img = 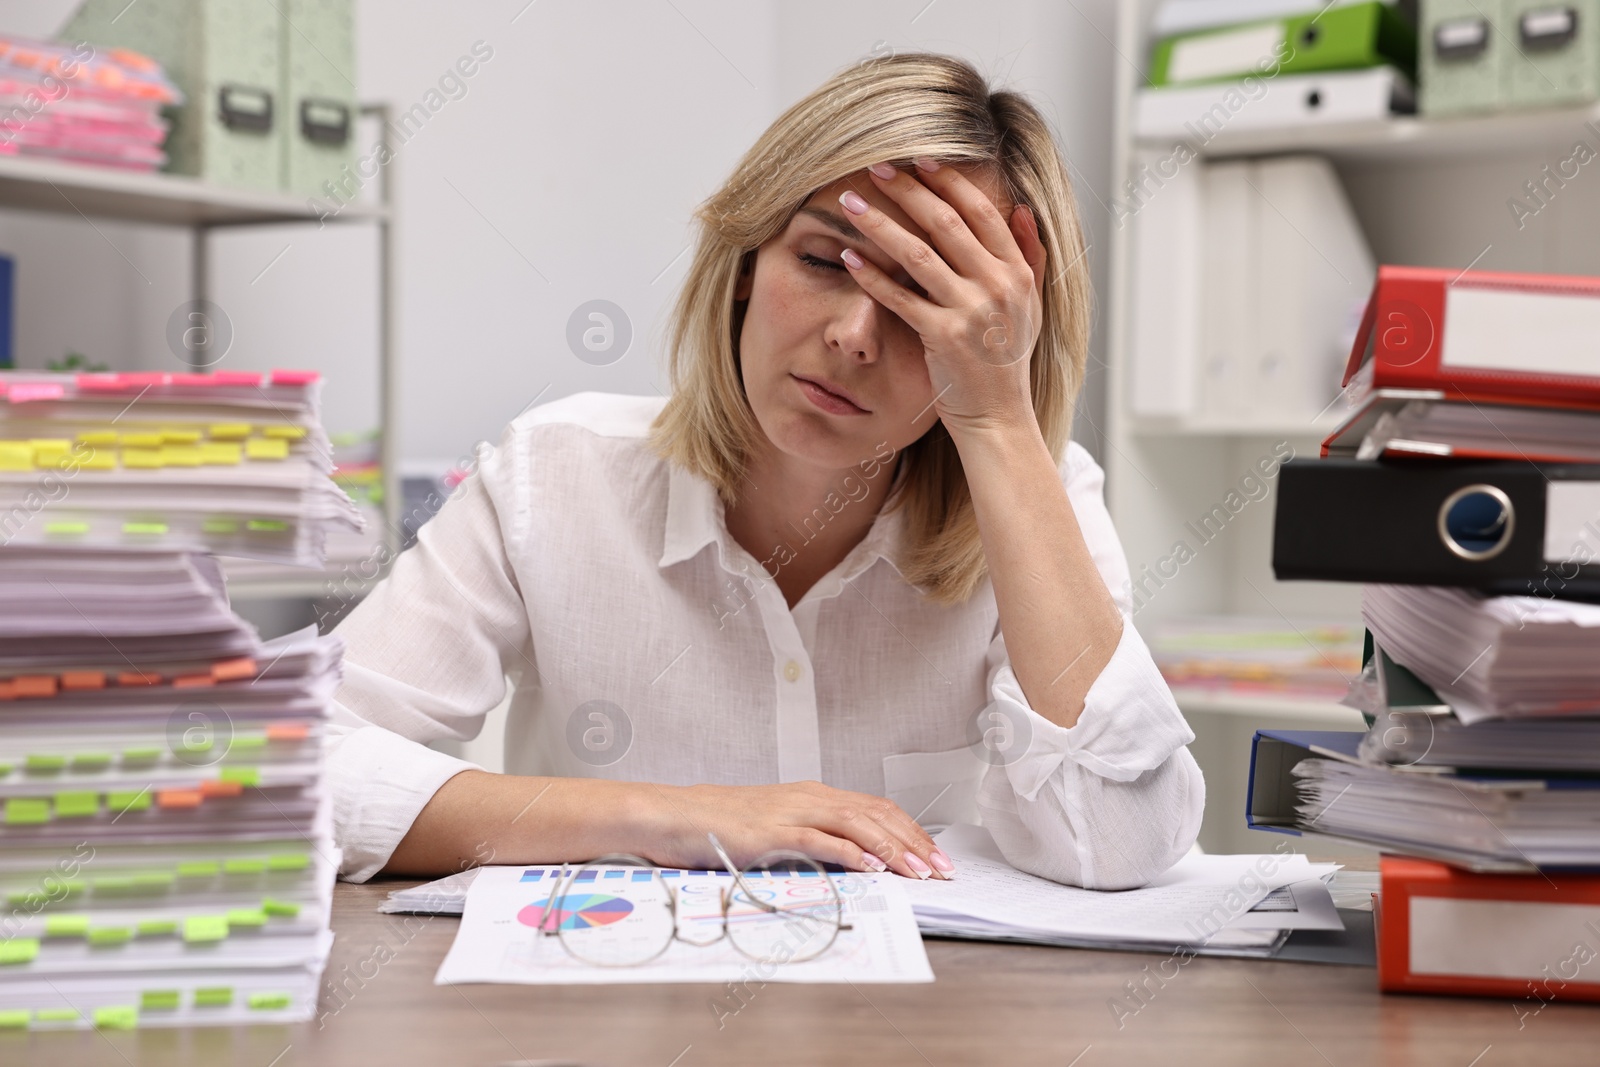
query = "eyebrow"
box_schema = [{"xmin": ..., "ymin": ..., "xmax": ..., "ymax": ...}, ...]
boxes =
[{"xmin": 797, "ymin": 206, "xmax": 864, "ymax": 242}]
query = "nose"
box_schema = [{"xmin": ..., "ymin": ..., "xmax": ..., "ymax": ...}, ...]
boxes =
[{"xmin": 824, "ymin": 287, "xmax": 887, "ymax": 364}]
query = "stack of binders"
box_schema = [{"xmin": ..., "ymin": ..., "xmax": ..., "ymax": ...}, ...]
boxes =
[
  {"xmin": 1136, "ymin": 0, "xmax": 1419, "ymax": 139},
  {"xmin": 1260, "ymin": 265, "xmax": 1600, "ymax": 1004},
  {"xmin": 0, "ymin": 369, "xmax": 356, "ymax": 1031}
]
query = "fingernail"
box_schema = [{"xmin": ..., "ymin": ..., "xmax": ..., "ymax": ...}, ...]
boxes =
[
  {"xmin": 868, "ymin": 162, "xmax": 896, "ymax": 181},
  {"xmin": 905, "ymin": 853, "xmax": 932, "ymax": 879},
  {"xmin": 914, "ymin": 157, "xmax": 941, "ymax": 173},
  {"xmin": 840, "ymin": 247, "xmax": 865, "ymax": 270},
  {"xmin": 839, "ymin": 189, "xmax": 870, "ymax": 215},
  {"xmin": 929, "ymin": 849, "xmax": 955, "ymax": 879},
  {"xmin": 860, "ymin": 851, "xmax": 888, "ymax": 873}
]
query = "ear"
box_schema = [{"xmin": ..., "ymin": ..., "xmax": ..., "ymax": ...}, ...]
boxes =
[{"xmin": 734, "ymin": 250, "xmax": 756, "ymax": 301}]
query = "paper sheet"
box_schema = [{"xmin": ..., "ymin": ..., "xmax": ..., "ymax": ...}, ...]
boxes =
[{"xmin": 435, "ymin": 864, "xmax": 933, "ymax": 985}]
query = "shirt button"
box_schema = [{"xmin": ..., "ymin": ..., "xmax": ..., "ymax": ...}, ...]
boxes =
[{"xmin": 783, "ymin": 659, "xmax": 801, "ymax": 682}]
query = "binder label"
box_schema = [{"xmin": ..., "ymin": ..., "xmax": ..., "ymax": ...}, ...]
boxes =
[
  {"xmin": 1442, "ymin": 287, "xmax": 1600, "ymax": 378},
  {"xmin": 1543, "ymin": 482, "xmax": 1600, "ymax": 563}
]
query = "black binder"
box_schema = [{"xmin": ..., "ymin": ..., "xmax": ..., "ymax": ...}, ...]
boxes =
[{"xmin": 1271, "ymin": 458, "xmax": 1600, "ymax": 600}]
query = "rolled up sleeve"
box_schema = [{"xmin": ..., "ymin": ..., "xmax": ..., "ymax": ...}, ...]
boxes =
[{"xmin": 975, "ymin": 443, "xmax": 1205, "ymax": 889}]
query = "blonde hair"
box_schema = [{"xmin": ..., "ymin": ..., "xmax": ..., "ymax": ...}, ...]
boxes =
[{"xmin": 649, "ymin": 52, "xmax": 1091, "ymax": 604}]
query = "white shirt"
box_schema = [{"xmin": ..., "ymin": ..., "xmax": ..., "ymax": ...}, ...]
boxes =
[{"xmin": 326, "ymin": 392, "xmax": 1204, "ymax": 887}]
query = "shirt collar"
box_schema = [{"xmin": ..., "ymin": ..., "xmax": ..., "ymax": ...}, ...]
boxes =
[{"xmin": 658, "ymin": 460, "xmax": 909, "ymax": 590}]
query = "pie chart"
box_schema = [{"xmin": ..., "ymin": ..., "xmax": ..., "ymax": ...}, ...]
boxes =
[{"xmin": 518, "ymin": 893, "xmax": 634, "ymax": 931}]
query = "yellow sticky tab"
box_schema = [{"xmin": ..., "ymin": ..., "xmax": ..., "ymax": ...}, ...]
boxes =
[
  {"xmin": 208, "ymin": 423, "xmax": 251, "ymax": 440},
  {"xmin": 160, "ymin": 429, "xmax": 200, "ymax": 444},
  {"xmin": 0, "ymin": 442, "xmax": 31, "ymax": 471},
  {"xmin": 78, "ymin": 430, "xmax": 119, "ymax": 446},
  {"xmin": 77, "ymin": 448, "xmax": 116, "ymax": 471},
  {"xmin": 119, "ymin": 432, "xmax": 163, "ymax": 448},
  {"xmin": 28, "ymin": 439, "xmax": 72, "ymax": 468},
  {"xmin": 261, "ymin": 426, "xmax": 307, "ymax": 440},
  {"xmin": 199, "ymin": 442, "xmax": 241, "ymax": 465},
  {"xmin": 244, "ymin": 437, "xmax": 289, "ymax": 460},
  {"xmin": 121, "ymin": 447, "xmax": 164, "ymax": 469},
  {"xmin": 160, "ymin": 445, "xmax": 202, "ymax": 467},
  {"xmin": 0, "ymin": 1010, "xmax": 28, "ymax": 1028}
]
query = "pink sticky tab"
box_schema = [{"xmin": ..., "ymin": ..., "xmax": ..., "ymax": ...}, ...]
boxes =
[
  {"xmin": 8, "ymin": 382, "xmax": 66, "ymax": 402},
  {"xmin": 270, "ymin": 369, "xmax": 320, "ymax": 385},
  {"xmin": 168, "ymin": 373, "xmax": 216, "ymax": 387},
  {"xmin": 117, "ymin": 372, "xmax": 170, "ymax": 388},
  {"xmin": 0, "ymin": 379, "xmax": 8, "ymax": 396},
  {"xmin": 76, "ymin": 373, "xmax": 128, "ymax": 391},
  {"xmin": 210, "ymin": 371, "xmax": 262, "ymax": 387}
]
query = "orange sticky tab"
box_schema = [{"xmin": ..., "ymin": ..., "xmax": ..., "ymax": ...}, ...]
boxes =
[
  {"xmin": 172, "ymin": 674, "xmax": 215, "ymax": 689},
  {"xmin": 60, "ymin": 671, "xmax": 106, "ymax": 690},
  {"xmin": 155, "ymin": 789, "xmax": 203, "ymax": 809},
  {"xmin": 14, "ymin": 676, "xmax": 57, "ymax": 698},
  {"xmin": 199, "ymin": 780, "xmax": 243, "ymax": 798},
  {"xmin": 117, "ymin": 672, "xmax": 160, "ymax": 687},
  {"xmin": 265, "ymin": 723, "xmax": 310, "ymax": 742},
  {"xmin": 210, "ymin": 658, "xmax": 257, "ymax": 681},
  {"xmin": 0, "ymin": 681, "xmax": 15, "ymax": 701}
]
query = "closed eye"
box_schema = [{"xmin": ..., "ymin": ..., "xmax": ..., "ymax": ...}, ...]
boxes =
[{"xmin": 798, "ymin": 251, "xmax": 846, "ymax": 272}]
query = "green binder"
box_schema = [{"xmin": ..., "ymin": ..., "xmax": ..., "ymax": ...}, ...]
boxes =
[
  {"xmin": 1149, "ymin": 1, "xmax": 1418, "ymax": 87},
  {"xmin": 1419, "ymin": 0, "xmax": 1505, "ymax": 115},
  {"xmin": 62, "ymin": 0, "xmax": 284, "ymax": 191},
  {"xmin": 1502, "ymin": 0, "xmax": 1600, "ymax": 109},
  {"xmin": 281, "ymin": 0, "xmax": 357, "ymax": 199}
]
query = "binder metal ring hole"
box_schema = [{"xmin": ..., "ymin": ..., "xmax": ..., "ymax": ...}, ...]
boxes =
[
  {"xmin": 1437, "ymin": 485, "xmax": 1515, "ymax": 562},
  {"xmin": 1299, "ymin": 24, "xmax": 1321, "ymax": 47},
  {"xmin": 1305, "ymin": 89, "xmax": 1322, "ymax": 109}
]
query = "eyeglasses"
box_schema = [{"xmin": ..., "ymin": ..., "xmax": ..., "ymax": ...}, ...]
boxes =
[{"xmin": 534, "ymin": 833, "xmax": 855, "ymax": 968}]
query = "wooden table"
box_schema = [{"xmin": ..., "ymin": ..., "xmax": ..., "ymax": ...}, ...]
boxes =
[{"xmin": 11, "ymin": 878, "xmax": 1600, "ymax": 1066}]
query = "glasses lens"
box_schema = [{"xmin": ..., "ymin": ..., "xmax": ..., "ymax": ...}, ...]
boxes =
[
  {"xmin": 726, "ymin": 852, "xmax": 842, "ymax": 965},
  {"xmin": 548, "ymin": 857, "xmax": 674, "ymax": 967}
]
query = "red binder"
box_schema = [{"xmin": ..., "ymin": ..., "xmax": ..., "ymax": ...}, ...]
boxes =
[
  {"xmin": 1343, "ymin": 265, "xmax": 1600, "ymax": 406},
  {"xmin": 1377, "ymin": 856, "xmax": 1600, "ymax": 1006}
]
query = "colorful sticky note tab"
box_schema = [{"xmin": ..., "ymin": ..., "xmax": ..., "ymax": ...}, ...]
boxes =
[
  {"xmin": 0, "ymin": 938, "xmax": 39, "ymax": 965},
  {"xmin": 24, "ymin": 753, "xmax": 65, "ymax": 772},
  {"xmin": 222, "ymin": 858, "xmax": 266, "ymax": 875},
  {"xmin": 266, "ymin": 854, "xmax": 309, "ymax": 872},
  {"xmin": 155, "ymin": 789, "xmax": 202, "ymax": 809},
  {"xmin": 120, "ymin": 448, "xmax": 164, "ymax": 468},
  {"xmin": 5, "ymin": 798, "xmax": 51, "ymax": 824},
  {"xmin": 53, "ymin": 791, "xmax": 100, "ymax": 817},
  {"xmin": 182, "ymin": 915, "xmax": 229, "ymax": 943},
  {"xmin": 14, "ymin": 676, "xmax": 55, "ymax": 697},
  {"xmin": 136, "ymin": 919, "xmax": 177, "ymax": 937},
  {"xmin": 140, "ymin": 990, "xmax": 180, "ymax": 1011},
  {"xmin": 87, "ymin": 926, "xmax": 132, "ymax": 947},
  {"xmin": 60, "ymin": 671, "xmax": 106, "ymax": 690},
  {"xmin": 199, "ymin": 442, "xmax": 242, "ymax": 465},
  {"xmin": 122, "ymin": 520, "xmax": 168, "ymax": 535},
  {"xmin": 44, "ymin": 915, "xmax": 89, "ymax": 937},
  {"xmin": 192, "ymin": 987, "xmax": 233, "ymax": 1007},
  {"xmin": 261, "ymin": 425, "xmax": 307, "ymax": 439},
  {"xmin": 219, "ymin": 767, "xmax": 260, "ymax": 787},
  {"xmin": 44, "ymin": 521, "xmax": 90, "ymax": 536},
  {"xmin": 92, "ymin": 1005, "xmax": 138, "ymax": 1030},
  {"xmin": 0, "ymin": 441, "xmax": 30, "ymax": 470},
  {"xmin": 77, "ymin": 448, "xmax": 116, "ymax": 470},
  {"xmin": 247, "ymin": 992, "xmax": 291, "ymax": 1010},
  {"xmin": 107, "ymin": 790, "xmax": 151, "ymax": 812},
  {"xmin": 201, "ymin": 517, "xmax": 240, "ymax": 533},
  {"xmin": 261, "ymin": 898, "xmax": 300, "ymax": 918},
  {"xmin": 8, "ymin": 382, "xmax": 65, "ymax": 402},
  {"xmin": 77, "ymin": 430, "xmax": 119, "ymax": 446},
  {"xmin": 160, "ymin": 444, "xmax": 203, "ymax": 466},
  {"xmin": 0, "ymin": 1010, "xmax": 28, "ymax": 1029},
  {"xmin": 34, "ymin": 1008, "xmax": 79, "ymax": 1023},
  {"xmin": 176, "ymin": 861, "xmax": 219, "ymax": 878},
  {"xmin": 244, "ymin": 437, "xmax": 289, "ymax": 460},
  {"xmin": 68, "ymin": 753, "xmax": 112, "ymax": 771},
  {"xmin": 224, "ymin": 908, "xmax": 267, "ymax": 928},
  {"xmin": 207, "ymin": 423, "xmax": 251, "ymax": 439},
  {"xmin": 245, "ymin": 519, "xmax": 288, "ymax": 533},
  {"xmin": 120, "ymin": 747, "xmax": 161, "ymax": 765},
  {"xmin": 130, "ymin": 873, "xmax": 175, "ymax": 892}
]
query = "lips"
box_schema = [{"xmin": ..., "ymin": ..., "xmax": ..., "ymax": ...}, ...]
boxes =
[{"xmin": 792, "ymin": 374, "xmax": 869, "ymax": 414}]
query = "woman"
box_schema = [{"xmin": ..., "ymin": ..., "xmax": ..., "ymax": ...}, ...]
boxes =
[{"xmin": 327, "ymin": 52, "xmax": 1203, "ymax": 890}]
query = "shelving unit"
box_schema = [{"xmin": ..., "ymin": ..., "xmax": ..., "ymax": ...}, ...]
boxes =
[
  {"xmin": 1104, "ymin": 3, "xmax": 1600, "ymax": 852},
  {"xmin": 0, "ymin": 106, "xmax": 398, "ymax": 604}
]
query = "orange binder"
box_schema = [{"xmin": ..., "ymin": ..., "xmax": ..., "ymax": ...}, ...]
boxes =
[{"xmin": 1378, "ymin": 856, "xmax": 1600, "ymax": 1006}]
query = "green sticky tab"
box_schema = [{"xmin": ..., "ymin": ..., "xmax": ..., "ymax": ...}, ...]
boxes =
[
  {"xmin": 261, "ymin": 898, "xmax": 300, "ymax": 918},
  {"xmin": 247, "ymin": 992, "xmax": 291, "ymax": 1011},
  {"xmin": 122, "ymin": 521, "xmax": 167, "ymax": 535},
  {"xmin": 23, "ymin": 754, "xmax": 65, "ymax": 773},
  {"xmin": 229, "ymin": 735, "xmax": 268, "ymax": 752},
  {"xmin": 183, "ymin": 915, "xmax": 228, "ymax": 943},
  {"xmin": 44, "ymin": 521, "xmax": 89, "ymax": 535},
  {"xmin": 120, "ymin": 747, "xmax": 161, "ymax": 765},
  {"xmin": 176, "ymin": 737, "xmax": 213, "ymax": 754},
  {"xmin": 44, "ymin": 915, "xmax": 89, "ymax": 937},
  {"xmin": 140, "ymin": 990, "xmax": 180, "ymax": 1011},
  {"xmin": 92, "ymin": 876, "xmax": 135, "ymax": 893},
  {"xmin": 5, "ymin": 798, "xmax": 51, "ymax": 824},
  {"xmin": 201, "ymin": 518, "xmax": 239, "ymax": 534},
  {"xmin": 0, "ymin": 764, "xmax": 12, "ymax": 776},
  {"xmin": 192, "ymin": 987, "xmax": 233, "ymax": 1007},
  {"xmin": 106, "ymin": 790, "xmax": 151, "ymax": 813},
  {"xmin": 68, "ymin": 753, "xmax": 112, "ymax": 771},
  {"xmin": 88, "ymin": 926, "xmax": 132, "ymax": 947},
  {"xmin": 0, "ymin": 938, "xmax": 40, "ymax": 964},
  {"xmin": 176, "ymin": 860, "xmax": 219, "ymax": 878},
  {"xmin": 137, "ymin": 919, "xmax": 177, "ymax": 937},
  {"xmin": 224, "ymin": 908, "xmax": 267, "ymax": 928},
  {"xmin": 0, "ymin": 1010, "xmax": 28, "ymax": 1029},
  {"xmin": 218, "ymin": 767, "xmax": 259, "ymax": 787},
  {"xmin": 223, "ymin": 858, "xmax": 266, "ymax": 875},
  {"xmin": 92, "ymin": 1005, "xmax": 138, "ymax": 1030},
  {"xmin": 130, "ymin": 873, "xmax": 175, "ymax": 892},
  {"xmin": 246, "ymin": 519, "xmax": 289, "ymax": 532},
  {"xmin": 266, "ymin": 854, "xmax": 309, "ymax": 872},
  {"xmin": 35, "ymin": 1008, "xmax": 78, "ymax": 1023},
  {"xmin": 53, "ymin": 791, "xmax": 100, "ymax": 818}
]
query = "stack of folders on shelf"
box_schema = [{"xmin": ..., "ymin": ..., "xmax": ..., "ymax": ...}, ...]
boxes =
[
  {"xmin": 1135, "ymin": 0, "xmax": 1418, "ymax": 140},
  {"xmin": 0, "ymin": 369, "xmax": 354, "ymax": 1031},
  {"xmin": 1263, "ymin": 266, "xmax": 1600, "ymax": 1002}
]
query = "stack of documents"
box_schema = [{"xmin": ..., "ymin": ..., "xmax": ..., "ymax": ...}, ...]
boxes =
[
  {"xmin": 1135, "ymin": 1, "xmax": 1417, "ymax": 140},
  {"xmin": 1150, "ymin": 616, "xmax": 1363, "ymax": 702},
  {"xmin": 0, "ymin": 369, "xmax": 350, "ymax": 1031},
  {"xmin": 0, "ymin": 34, "xmax": 181, "ymax": 170},
  {"xmin": 0, "ymin": 370, "xmax": 363, "ymax": 566}
]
